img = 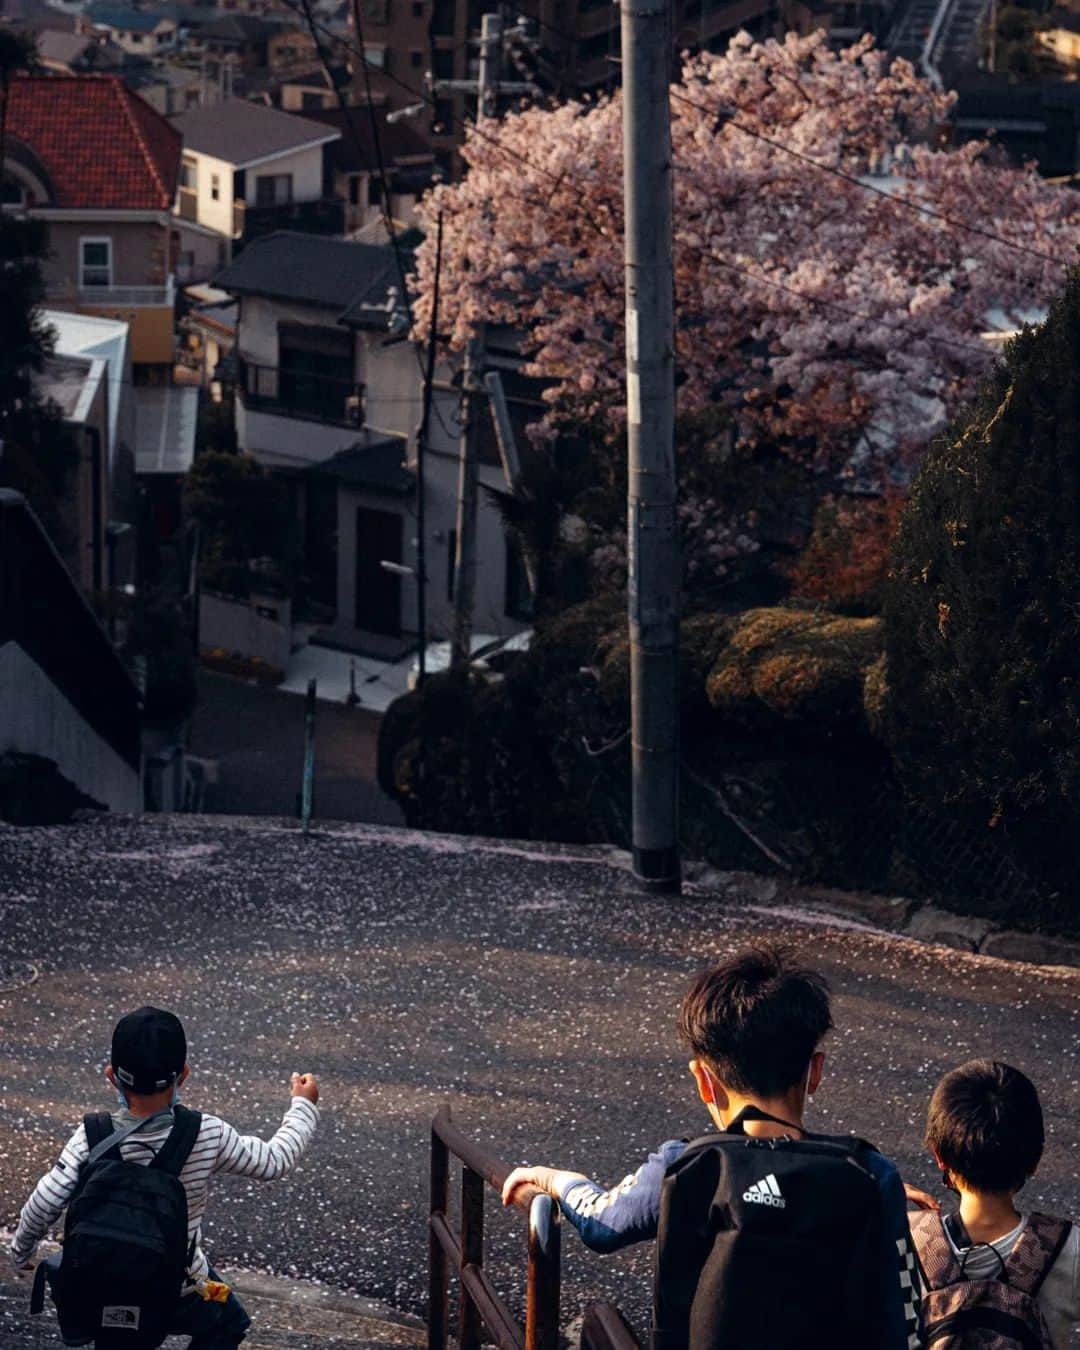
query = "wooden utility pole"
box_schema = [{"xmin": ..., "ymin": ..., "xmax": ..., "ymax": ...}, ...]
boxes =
[{"xmin": 622, "ymin": 0, "xmax": 681, "ymax": 891}]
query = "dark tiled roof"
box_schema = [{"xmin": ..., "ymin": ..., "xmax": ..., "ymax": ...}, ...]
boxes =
[
  {"xmin": 7, "ymin": 73, "xmax": 181, "ymax": 209},
  {"xmin": 196, "ymin": 13, "xmax": 279, "ymax": 40},
  {"xmin": 171, "ymin": 98, "xmax": 339, "ymax": 166},
  {"xmin": 302, "ymin": 105, "xmax": 434, "ymax": 170},
  {"xmin": 214, "ymin": 231, "xmax": 402, "ymax": 324},
  {"xmin": 85, "ymin": 4, "xmax": 173, "ymax": 31},
  {"xmin": 308, "ymin": 433, "xmax": 413, "ymax": 495}
]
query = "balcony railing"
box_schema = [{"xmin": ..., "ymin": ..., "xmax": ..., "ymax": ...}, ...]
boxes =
[
  {"xmin": 239, "ymin": 357, "xmax": 365, "ymax": 428},
  {"xmin": 63, "ymin": 276, "xmax": 177, "ymax": 308}
]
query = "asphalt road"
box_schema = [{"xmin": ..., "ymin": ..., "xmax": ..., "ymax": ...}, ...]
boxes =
[
  {"xmin": 2, "ymin": 815, "xmax": 1079, "ymax": 1343},
  {"xmin": 189, "ymin": 672, "xmax": 403, "ymax": 826}
]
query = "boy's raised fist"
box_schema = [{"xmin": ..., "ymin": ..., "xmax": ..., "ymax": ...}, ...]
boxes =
[{"xmin": 290, "ymin": 1073, "xmax": 319, "ymax": 1104}]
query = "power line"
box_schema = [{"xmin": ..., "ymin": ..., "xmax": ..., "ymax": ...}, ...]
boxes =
[
  {"xmin": 667, "ymin": 84, "xmax": 1069, "ymax": 270},
  {"xmin": 509, "ymin": 5, "xmax": 1070, "ymax": 270},
  {"xmin": 273, "ymin": 0, "xmax": 1004, "ymax": 365}
]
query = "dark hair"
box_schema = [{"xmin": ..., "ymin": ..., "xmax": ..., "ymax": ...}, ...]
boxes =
[
  {"xmin": 677, "ymin": 945, "xmax": 833, "ymax": 1098},
  {"xmin": 925, "ymin": 1060, "xmax": 1044, "ymax": 1194}
]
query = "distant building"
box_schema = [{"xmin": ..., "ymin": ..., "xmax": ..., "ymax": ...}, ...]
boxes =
[
  {"xmin": 171, "ymin": 98, "xmax": 341, "ymax": 275},
  {"xmin": 302, "ymin": 105, "xmax": 436, "ymax": 232},
  {"xmin": 3, "ymin": 74, "xmax": 181, "ymax": 373},
  {"xmin": 950, "ymin": 75, "xmax": 1080, "ymax": 177},
  {"xmin": 79, "ymin": 3, "xmax": 179, "ymax": 54},
  {"xmin": 215, "ymin": 230, "xmax": 530, "ymax": 653},
  {"xmin": 1040, "ymin": 12, "xmax": 1080, "ymax": 66}
]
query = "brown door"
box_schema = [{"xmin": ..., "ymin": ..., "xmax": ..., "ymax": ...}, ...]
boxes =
[{"xmin": 355, "ymin": 506, "xmax": 402, "ymax": 636}]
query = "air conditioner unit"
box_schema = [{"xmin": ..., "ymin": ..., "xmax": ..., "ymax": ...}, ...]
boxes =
[{"xmin": 345, "ymin": 393, "xmax": 364, "ymax": 426}]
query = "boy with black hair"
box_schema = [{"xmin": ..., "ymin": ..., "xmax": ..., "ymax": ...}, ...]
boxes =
[
  {"xmin": 10, "ymin": 1006, "xmax": 320, "ymax": 1349},
  {"xmin": 503, "ymin": 945, "xmax": 924, "ymax": 1350},
  {"xmin": 912, "ymin": 1059, "xmax": 1080, "ymax": 1348}
]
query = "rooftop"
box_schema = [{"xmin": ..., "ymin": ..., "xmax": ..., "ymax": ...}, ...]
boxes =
[
  {"xmin": 35, "ymin": 353, "xmax": 102, "ymax": 423},
  {"xmin": 214, "ymin": 230, "xmax": 404, "ymax": 327},
  {"xmin": 134, "ymin": 384, "xmax": 200, "ymax": 475},
  {"xmin": 7, "ymin": 74, "xmax": 181, "ymax": 210},
  {"xmin": 43, "ymin": 308, "xmax": 130, "ymax": 466},
  {"xmin": 303, "ymin": 105, "xmax": 435, "ymax": 171},
  {"xmin": 85, "ymin": 3, "xmax": 176, "ymax": 31},
  {"xmin": 308, "ymin": 433, "xmax": 413, "ymax": 495},
  {"xmin": 171, "ymin": 98, "xmax": 339, "ymax": 167}
]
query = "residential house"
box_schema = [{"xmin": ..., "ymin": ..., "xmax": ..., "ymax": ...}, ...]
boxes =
[
  {"xmin": 171, "ymin": 98, "xmax": 341, "ymax": 276},
  {"xmin": 126, "ymin": 62, "xmax": 207, "ymax": 116},
  {"xmin": 1040, "ymin": 11, "xmax": 1080, "ymax": 65},
  {"xmin": 0, "ymin": 490, "xmax": 142, "ymax": 817},
  {"xmin": 35, "ymin": 28, "xmax": 127, "ymax": 71},
  {"xmin": 80, "ymin": 3, "xmax": 179, "ymax": 54},
  {"xmin": 188, "ymin": 12, "xmax": 279, "ymax": 73},
  {"xmin": 36, "ymin": 308, "xmax": 142, "ymax": 596},
  {"xmin": 215, "ymin": 230, "xmax": 530, "ymax": 653},
  {"xmin": 303, "ymin": 105, "xmax": 436, "ymax": 231},
  {"xmin": 4, "ymin": 74, "xmax": 181, "ymax": 373}
]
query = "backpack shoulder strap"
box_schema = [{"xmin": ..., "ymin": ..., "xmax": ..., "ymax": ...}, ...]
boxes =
[
  {"xmin": 1003, "ymin": 1214, "xmax": 1073, "ymax": 1297},
  {"xmin": 83, "ymin": 1113, "xmax": 120, "ymax": 1162},
  {"xmin": 910, "ymin": 1210, "xmax": 965, "ymax": 1291},
  {"xmin": 150, "ymin": 1105, "xmax": 202, "ymax": 1176}
]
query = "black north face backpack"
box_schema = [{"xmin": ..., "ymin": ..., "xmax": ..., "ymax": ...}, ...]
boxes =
[
  {"xmin": 651, "ymin": 1108, "xmax": 893, "ymax": 1350},
  {"xmin": 32, "ymin": 1105, "xmax": 201, "ymax": 1349}
]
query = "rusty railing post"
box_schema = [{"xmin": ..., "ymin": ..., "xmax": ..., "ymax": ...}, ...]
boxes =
[
  {"xmin": 429, "ymin": 1110, "xmax": 450, "ymax": 1350},
  {"xmin": 459, "ymin": 1165, "xmax": 485, "ymax": 1350},
  {"xmin": 525, "ymin": 1193, "xmax": 561, "ymax": 1350}
]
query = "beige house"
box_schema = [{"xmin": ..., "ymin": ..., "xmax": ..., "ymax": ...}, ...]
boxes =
[{"xmin": 4, "ymin": 74, "xmax": 181, "ymax": 373}]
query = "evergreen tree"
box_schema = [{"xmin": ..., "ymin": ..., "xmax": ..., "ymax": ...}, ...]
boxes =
[
  {"xmin": 884, "ymin": 271, "xmax": 1080, "ymax": 895},
  {"xmin": 0, "ymin": 31, "xmax": 78, "ymax": 542}
]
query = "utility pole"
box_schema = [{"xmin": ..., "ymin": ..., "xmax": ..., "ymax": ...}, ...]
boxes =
[
  {"xmin": 622, "ymin": 0, "xmax": 681, "ymax": 892},
  {"xmin": 434, "ymin": 10, "xmax": 537, "ymax": 666},
  {"xmin": 301, "ymin": 677, "xmax": 316, "ymax": 835}
]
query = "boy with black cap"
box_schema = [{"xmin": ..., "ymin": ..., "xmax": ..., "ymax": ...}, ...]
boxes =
[{"xmin": 10, "ymin": 1006, "xmax": 320, "ymax": 1348}]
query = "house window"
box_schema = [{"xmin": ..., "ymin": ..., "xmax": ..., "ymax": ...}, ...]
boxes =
[
  {"xmin": 410, "ymin": 48, "xmax": 422, "ymax": 66},
  {"xmin": 363, "ymin": 44, "xmax": 386, "ymax": 68},
  {"xmin": 255, "ymin": 173, "xmax": 293, "ymax": 205},
  {"xmin": 368, "ymin": 177, "xmax": 384, "ymax": 206},
  {"xmin": 210, "ymin": 173, "xmax": 221, "ymax": 201},
  {"xmin": 79, "ymin": 237, "xmax": 112, "ymax": 288},
  {"xmin": 1, "ymin": 176, "xmax": 25, "ymax": 206},
  {"xmin": 412, "ymin": 0, "xmax": 423, "ymax": 13},
  {"xmin": 180, "ymin": 155, "xmax": 197, "ymax": 189}
]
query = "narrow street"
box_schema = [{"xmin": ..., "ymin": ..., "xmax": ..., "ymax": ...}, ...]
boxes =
[
  {"xmin": 2, "ymin": 816, "xmax": 1078, "ymax": 1342},
  {"xmin": 188, "ymin": 671, "xmax": 402, "ymax": 825}
]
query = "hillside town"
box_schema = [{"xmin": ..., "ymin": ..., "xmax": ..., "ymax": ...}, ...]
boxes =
[{"xmin": 7, "ymin": 0, "xmax": 1080, "ymax": 1342}]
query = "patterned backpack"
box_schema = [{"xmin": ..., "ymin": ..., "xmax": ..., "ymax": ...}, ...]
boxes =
[{"xmin": 910, "ymin": 1210, "xmax": 1072, "ymax": 1349}]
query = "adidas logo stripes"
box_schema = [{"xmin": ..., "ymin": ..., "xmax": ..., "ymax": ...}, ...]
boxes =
[{"xmin": 742, "ymin": 1174, "xmax": 786, "ymax": 1208}]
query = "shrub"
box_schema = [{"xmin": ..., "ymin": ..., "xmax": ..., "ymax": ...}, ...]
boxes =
[
  {"xmin": 705, "ymin": 607, "xmax": 883, "ymax": 739},
  {"xmin": 787, "ymin": 490, "xmax": 904, "ymax": 615},
  {"xmin": 884, "ymin": 272, "xmax": 1080, "ymax": 902}
]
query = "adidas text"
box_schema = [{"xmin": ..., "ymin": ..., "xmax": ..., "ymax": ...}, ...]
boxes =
[{"xmin": 743, "ymin": 1175, "xmax": 786, "ymax": 1209}]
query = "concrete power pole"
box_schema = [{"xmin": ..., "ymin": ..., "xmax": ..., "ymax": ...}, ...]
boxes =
[
  {"xmin": 448, "ymin": 11, "xmax": 500, "ymax": 666},
  {"xmin": 434, "ymin": 11, "xmax": 536, "ymax": 666},
  {"xmin": 622, "ymin": 0, "xmax": 681, "ymax": 891}
]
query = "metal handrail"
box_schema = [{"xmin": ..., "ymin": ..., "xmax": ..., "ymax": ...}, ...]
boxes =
[
  {"xmin": 429, "ymin": 1105, "xmax": 640, "ymax": 1350},
  {"xmin": 430, "ymin": 1104, "xmax": 560, "ymax": 1350}
]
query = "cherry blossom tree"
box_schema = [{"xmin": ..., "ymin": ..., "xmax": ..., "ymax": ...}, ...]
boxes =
[{"xmin": 413, "ymin": 30, "xmax": 1080, "ymax": 481}]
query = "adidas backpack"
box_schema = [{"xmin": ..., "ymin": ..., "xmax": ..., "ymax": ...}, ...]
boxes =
[
  {"xmin": 32, "ymin": 1105, "xmax": 202, "ymax": 1349},
  {"xmin": 651, "ymin": 1107, "xmax": 894, "ymax": 1350},
  {"xmin": 910, "ymin": 1209, "xmax": 1072, "ymax": 1349}
]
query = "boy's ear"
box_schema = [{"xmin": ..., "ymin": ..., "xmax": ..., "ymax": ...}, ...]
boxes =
[
  {"xmin": 689, "ymin": 1059, "xmax": 727, "ymax": 1111},
  {"xmin": 807, "ymin": 1050, "xmax": 825, "ymax": 1098},
  {"xmin": 105, "ymin": 1065, "xmax": 117, "ymax": 1089},
  {"xmin": 178, "ymin": 1065, "xmax": 191, "ymax": 1088}
]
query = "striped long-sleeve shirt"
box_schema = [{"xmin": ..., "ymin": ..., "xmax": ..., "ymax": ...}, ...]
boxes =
[{"xmin": 10, "ymin": 1096, "xmax": 319, "ymax": 1284}]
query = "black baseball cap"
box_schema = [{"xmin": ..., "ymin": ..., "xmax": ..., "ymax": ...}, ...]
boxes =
[{"xmin": 111, "ymin": 1007, "xmax": 187, "ymax": 1094}]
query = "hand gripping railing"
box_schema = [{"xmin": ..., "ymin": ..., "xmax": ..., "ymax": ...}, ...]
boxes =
[
  {"xmin": 429, "ymin": 1103, "xmax": 561, "ymax": 1350},
  {"xmin": 429, "ymin": 1105, "xmax": 639, "ymax": 1350}
]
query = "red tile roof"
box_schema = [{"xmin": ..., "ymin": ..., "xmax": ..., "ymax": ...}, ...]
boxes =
[{"xmin": 6, "ymin": 74, "xmax": 181, "ymax": 210}]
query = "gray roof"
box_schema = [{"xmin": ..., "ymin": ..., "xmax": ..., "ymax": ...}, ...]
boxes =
[
  {"xmin": 214, "ymin": 231, "xmax": 401, "ymax": 325},
  {"xmin": 308, "ymin": 433, "xmax": 413, "ymax": 495},
  {"xmin": 134, "ymin": 384, "xmax": 199, "ymax": 475},
  {"xmin": 171, "ymin": 99, "xmax": 339, "ymax": 168}
]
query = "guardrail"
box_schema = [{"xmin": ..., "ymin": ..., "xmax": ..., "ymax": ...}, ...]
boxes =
[{"xmin": 428, "ymin": 1105, "xmax": 639, "ymax": 1350}]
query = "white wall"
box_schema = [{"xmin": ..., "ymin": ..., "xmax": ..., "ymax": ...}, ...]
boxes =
[
  {"xmin": 186, "ymin": 149, "xmax": 238, "ymax": 236},
  {"xmin": 0, "ymin": 641, "xmax": 141, "ymax": 812},
  {"xmin": 242, "ymin": 144, "xmax": 326, "ymax": 205}
]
